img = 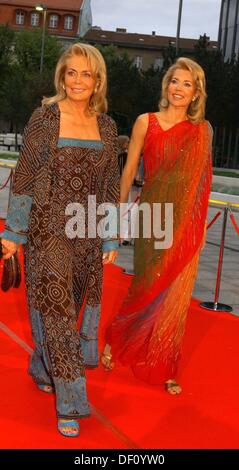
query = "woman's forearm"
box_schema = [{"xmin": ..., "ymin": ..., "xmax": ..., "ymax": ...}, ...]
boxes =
[
  {"xmin": 120, "ymin": 168, "xmax": 136, "ymax": 203},
  {"xmin": 119, "ymin": 114, "xmax": 147, "ymax": 204}
]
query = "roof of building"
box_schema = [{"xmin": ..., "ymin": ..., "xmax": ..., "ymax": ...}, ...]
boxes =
[
  {"xmin": 0, "ymin": 0, "xmax": 83, "ymax": 10},
  {"xmin": 85, "ymin": 28, "xmax": 218, "ymax": 51}
]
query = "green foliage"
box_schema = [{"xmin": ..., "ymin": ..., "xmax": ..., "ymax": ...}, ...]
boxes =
[
  {"xmin": 96, "ymin": 45, "xmax": 162, "ymax": 133},
  {"xmin": 0, "ymin": 28, "xmax": 62, "ymax": 133},
  {"xmin": 0, "ymin": 152, "xmax": 19, "ymax": 160},
  {"xmin": 194, "ymin": 34, "xmax": 239, "ymax": 128},
  {"xmin": 162, "ymin": 41, "xmax": 177, "ymax": 70},
  {"xmin": 14, "ymin": 29, "xmax": 62, "ymax": 73},
  {"xmin": 0, "ymin": 24, "xmax": 15, "ymax": 77},
  {"xmin": 0, "ymin": 64, "xmax": 27, "ymax": 129},
  {"xmin": 213, "ymin": 171, "xmax": 239, "ymax": 178},
  {"xmin": 140, "ymin": 66, "xmax": 162, "ymax": 113},
  {"xmin": 98, "ymin": 46, "xmax": 141, "ymax": 132}
]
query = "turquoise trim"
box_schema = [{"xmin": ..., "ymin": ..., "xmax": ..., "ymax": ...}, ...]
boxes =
[
  {"xmin": 0, "ymin": 229, "xmax": 27, "ymax": 244},
  {"xmin": 3, "ymin": 194, "xmax": 32, "ymax": 244},
  {"xmin": 57, "ymin": 137, "xmax": 103, "ymax": 150},
  {"xmin": 80, "ymin": 304, "xmax": 100, "ymax": 368},
  {"xmin": 102, "ymin": 240, "xmax": 119, "ymax": 252},
  {"xmin": 55, "ymin": 376, "xmax": 90, "ymax": 418}
]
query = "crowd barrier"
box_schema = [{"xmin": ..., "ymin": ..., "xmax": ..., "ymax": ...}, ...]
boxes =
[
  {"xmin": 121, "ymin": 195, "xmax": 239, "ymax": 311},
  {"xmin": 200, "ymin": 199, "xmax": 239, "ymax": 312}
]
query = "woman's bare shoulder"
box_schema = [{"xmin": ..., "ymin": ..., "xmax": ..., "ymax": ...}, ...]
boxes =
[
  {"xmin": 134, "ymin": 113, "xmax": 150, "ymax": 135},
  {"xmin": 136, "ymin": 113, "xmax": 149, "ymax": 125}
]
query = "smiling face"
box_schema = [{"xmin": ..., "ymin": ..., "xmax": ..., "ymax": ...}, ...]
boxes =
[
  {"xmin": 167, "ymin": 68, "xmax": 197, "ymax": 110},
  {"xmin": 64, "ymin": 54, "xmax": 96, "ymax": 104}
]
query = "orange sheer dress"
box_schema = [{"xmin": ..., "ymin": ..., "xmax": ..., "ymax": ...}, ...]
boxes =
[{"xmin": 106, "ymin": 113, "xmax": 212, "ymax": 385}]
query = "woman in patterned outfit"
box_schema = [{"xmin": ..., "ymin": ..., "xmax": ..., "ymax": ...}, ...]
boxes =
[{"xmin": 0, "ymin": 44, "xmax": 119, "ymax": 437}]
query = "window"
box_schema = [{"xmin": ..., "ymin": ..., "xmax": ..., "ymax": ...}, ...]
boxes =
[
  {"xmin": 154, "ymin": 58, "xmax": 164, "ymax": 70},
  {"xmin": 31, "ymin": 12, "xmax": 40, "ymax": 27},
  {"xmin": 49, "ymin": 14, "xmax": 59, "ymax": 29},
  {"xmin": 134, "ymin": 56, "xmax": 143, "ymax": 70},
  {"xmin": 64, "ymin": 15, "xmax": 73, "ymax": 30},
  {"xmin": 16, "ymin": 11, "xmax": 25, "ymax": 25}
]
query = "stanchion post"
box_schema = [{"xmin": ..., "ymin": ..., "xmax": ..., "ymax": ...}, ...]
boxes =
[
  {"xmin": 214, "ymin": 206, "xmax": 228, "ymax": 307},
  {"xmin": 200, "ymin": 205, "xmax": 232, "ymax": 312}
]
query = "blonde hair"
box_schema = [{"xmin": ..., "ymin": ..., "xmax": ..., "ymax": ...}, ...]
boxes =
[
  {"xmin": 159, "ymin": 57, "xmax": 207, "ymax": 122},
  {"xmin": 42, "ymin": 43, "xmax": 107, "ymax": 113}
]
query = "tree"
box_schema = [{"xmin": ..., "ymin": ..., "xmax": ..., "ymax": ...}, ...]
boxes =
[
  {"xmin": 0, "ymin": 63, "xmax": 29, "ymax": 148},
  {"xmin": 97, "ymin": 45, "xmax": 142, "ymax": 134},
  {"xmin": 0, "ymin": 29, "xmax": 63, "ymax": 136},
  {"xmin": 14, "ymin": 29, "xmax": 62, "ymax": 73},
  {"xmin": 162, "ymin": 41, "xmax": 177, "ymax": 71},
  {"xmin": 140, "ymin": 66, "xmax": 163, "ymax": 114},
  {"xmin": 0, "ymin": 24, "xmax": 15, "ymax": 76},
  {"xmin": 194, "ymin": 34, "xmax": 229, "ymax": 127}
]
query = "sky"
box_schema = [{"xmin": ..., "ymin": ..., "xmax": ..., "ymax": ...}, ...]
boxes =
[{"xmin": 90, "ymin": 0, "xmax": 222, "ymax": 41}]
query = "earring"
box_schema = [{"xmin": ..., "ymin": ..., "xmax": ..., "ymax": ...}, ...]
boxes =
[
  {"xmin": 160, "ymin": 97, "xmax": 169, "ymax": 107},
  {"xmin": 62, "ymin": 83, "xmax": 65, "ymax": 91},
  {"xmin": 94, "ymin": 85, "xmax": 99, "ymax": 94},
  {"xmin": 192, "ymin": 96, "xmax": 196, "ymax": 102}
]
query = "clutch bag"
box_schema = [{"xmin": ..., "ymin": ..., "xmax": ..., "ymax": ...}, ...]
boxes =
[{"xmin": 0, "ymin": 240, "xmax": 21, "ymax": 292}]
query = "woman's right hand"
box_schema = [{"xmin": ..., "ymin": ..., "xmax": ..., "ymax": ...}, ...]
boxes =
[{"xmin": 1, "ymin": 238, "xmax": 19, "ymax": 260}]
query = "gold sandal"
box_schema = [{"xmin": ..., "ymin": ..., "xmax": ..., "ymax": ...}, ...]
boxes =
[
  {"xmin": 101, "ymin": 352, "xmax": 114, "ymax": 371},
  {"xmin": 165, "ymin": 380, "xmax": 182, "ymax": 395}
]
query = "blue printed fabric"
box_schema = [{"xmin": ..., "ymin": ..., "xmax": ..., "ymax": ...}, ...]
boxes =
[{"xmin": 0, "ymin": 194, "xmax": 32, "ymax": 244}]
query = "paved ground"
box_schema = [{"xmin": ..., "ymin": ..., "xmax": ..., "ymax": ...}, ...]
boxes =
[{"xmin": 1, "ymin": 164, "xmax": 238, "ymax": 315}]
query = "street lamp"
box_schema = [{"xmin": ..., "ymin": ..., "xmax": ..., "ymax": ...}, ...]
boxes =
[
  {"xmin": 35, "ymin": 4, "xmax": 47, "ymax": 73},
  {"xmin": 176, "ymin": 0, "xmax": 183, "ymax": 57}
]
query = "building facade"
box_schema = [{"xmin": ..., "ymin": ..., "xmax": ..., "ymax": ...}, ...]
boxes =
[
  {"xmin": 218, "ymin": 0, "xmax": 239, "ymax": 60},
  {"xmin": 0, "ymin": 0, "xmax": 92, "ymax": 39},
  {"xmin": 85, "ymin": 27, "xmax": 218, "ymax": 71}
]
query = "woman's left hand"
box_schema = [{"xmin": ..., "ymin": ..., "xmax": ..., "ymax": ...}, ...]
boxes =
[{"xmin": 102, "ymin": 250, "xmax": 118, "ymax": 265}]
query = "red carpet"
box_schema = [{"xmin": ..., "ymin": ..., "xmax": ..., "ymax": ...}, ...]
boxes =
[{"xmin": 0, "ymin": 224, "xmax": 239, "ymax": 448}]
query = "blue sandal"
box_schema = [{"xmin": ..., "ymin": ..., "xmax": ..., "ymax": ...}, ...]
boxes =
[{"xmin": 58, "ymin": 419, "xmax": 80, "ymax": 437}]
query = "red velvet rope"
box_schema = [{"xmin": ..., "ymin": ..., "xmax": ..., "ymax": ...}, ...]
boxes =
[
  {"xmin": 229, "ymin": 213, "xmax": 239, "ymax": 237},
  {"xmin": 0, "ymin": 170, "xmax": 13, "ymax": 191},
  {"xmin": 122, "ymin": 195, "xmax": 140, "ymax": 217},
  {"xmin": 206, "ymin": 210, "xmax": 222, "ymax": 230}
]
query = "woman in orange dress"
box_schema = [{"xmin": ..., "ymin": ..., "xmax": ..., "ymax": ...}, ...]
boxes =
[{"xmin": 102, "ymin": 57, "xmax": 212, "ymax": 394}]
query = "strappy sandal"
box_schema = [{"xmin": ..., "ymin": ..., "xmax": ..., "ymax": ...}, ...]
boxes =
[
  {"xmin": 165, "ymin": 380, "xmax": 182, "ymax": 395},
  {"xmin": 58, "ymin": 419, "xmax": 80, "ymax": 438}
]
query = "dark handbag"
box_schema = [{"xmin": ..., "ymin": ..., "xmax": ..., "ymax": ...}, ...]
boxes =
[{"xmin": 0, "ymin": 240, "xmax": 21, "ymax": 292}]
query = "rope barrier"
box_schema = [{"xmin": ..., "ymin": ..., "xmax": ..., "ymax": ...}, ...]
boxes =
[
  {"xmin": 200, "ymin": 206, "xmax": 233, "ymax": 313},
  {"xmin": 206, "ymin": 211, "xmax": 222, "ymax": 230},
  {"xmin": 126, "ymin": 195, "xmax": 140, "ymax": 213},
  {"xmin": 0, "ymin": 170, "xmax": 13, "ymax": 191},
  {"xmin": 122, "ymin": 195, "xmax": 140, "ymax": 217},
  {"xmin": 229, "ymin": 211, "xmax": 239, "ymax": 237}
]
